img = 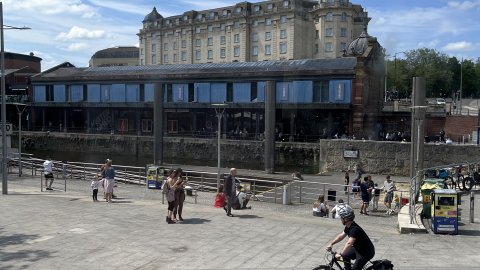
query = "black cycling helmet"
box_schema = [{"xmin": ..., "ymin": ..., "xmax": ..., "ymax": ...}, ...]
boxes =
[{"xmin": 337, "ymin": 205, "xmax": 355, "ymax": 221}]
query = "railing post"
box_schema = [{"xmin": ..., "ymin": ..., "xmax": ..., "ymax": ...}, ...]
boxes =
[
  {"xmin": 299, "ymin": 180, "xmax": 302, "ymax": 203},
  {"xmin": 194, "ymin": 190, "xmax": 197, "ymax": 204},
  {"xmin": 63, "ymin": 163, "xmax": 67, "ymax": 192},
  {"xmin": 201, "ymin": 173, "xmax": 204, "ymax": 191},
  {"xmin": 274, "ymin": 183, "xmax": 277, "ymax": 204}
]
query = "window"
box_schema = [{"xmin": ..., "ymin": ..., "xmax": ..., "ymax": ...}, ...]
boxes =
[
  {"xmin": 163, "ymin": 31, "xmax": 169, "ymax": 37},
  {"xmin": 265, "ymin": 18, "xmax": 272, "ymax": 26},
  {"xmin": 236, "ymin": 7, "xmax": 242, "ymax": 14},
  {"xmin": 163, "ymin": 43, "xmax": 169, "ymax": 50},
  {"xmin": 252, "ymin": 19, "xmax": 258, "ymax": 27},
  {"xmin": 208, "ymin": 25, "xmax": 213, "ymax": 32},
  {"xmin": 197, "ymin": 13, "xmax": 203, "ymax": 20},
  {"xmin": 195, "ymin": 39, "xmax": 201, "ymax": 47},
  {"xmin": 267, "ymin": 3, "xmax": 274, "ymax": 10},
  {"xmin": 195, "ymin": 50, "xmax": 201, "ymax": 60},
  {"xmin": 234, "ymin": 34, "xmax": 240, "ymax": 43},
  {"xmin": 208, "ymin": 50, "xmax": 213, "ymax": 59},
  {"xmin": 183, "ymin": 15, "xmax": 188, "ymax": 21},
  {"xmin": 265, "ymin": 32, "xmax": 272, "ymax": 41},
  {"xmin": 315, "ymin": 30, "xmax": 319, "ymax": 38},
  {"xmin": 173, "ymin": 53, "xmax": 178, "ymax": 62},
  {"xmin": 220, "ymin": 48, "xmax": 226, "ymax": 58},
  {"xmin": 151, "ymin": 43, "xmax": 156, "ymax": 52},
  {"xmin": 142, "ymin": 119, "xmax": 153, "ymax": 132},
  {"xmin": 280, "ymin": 29, "xmax": 287, "ymax": 39},
  {"xmin": 325, "ymin": 28, "xmax": 333, "ymax": 37},
  {"xmin": 151, "ymin": 54, "xmax": 157, "ymax": 64},
  {"xmin": 340, "ymin": 28, "xmax": 347, "ymax": 37},
  {"xmin": 196, "ymin": 27, "xmax": 201, "ymax": 33},
  {"xmin": 234, "ymin": 46, "xmax": 240, "ymax": 57},
  {"xmin": 181, "ymin": 28, "xmax": 186, "ymax": 35},
  {"xmin": 181, "ymin": 51, "xmax": 187, "ymax": 61},
  {"xmin": 325, "ymin": 42, "xmax": 332, "ymax": 52},
  {"xmin": 280, "ymin": 42, "xmax": 287, "ymax": 54},
  {"xmin": 315, "ymin": 44, "xmax": 319, "ymax": 54},
  {"xmin": 280, "ymin": 15, "xmax": 287, "ymax": 24},
  {"xmin": 220, "ymin": 23, "xmax": 225, "ymax": 30},
  {"xmin": 252, "ymin": 46, "xmax": 258, "ymax": 56},
  {"xmin": 234, "ymin": 21, "xmax": 240, "ymax": 28},
  {"xmin": 253, "ymin": 32, "xmax": 259, "ymax": 42},
  {"xmin": 340, "ymin": 42, "xmax": 347, "ymax": 52},
  {"xmin": 222, "ymin": 10, "xmax": 229, "ymax": 16},
  {"xmin": 341, "ymin": 12, "xmax": 347, "ymax": 22},
  {"xmin": 209, "ymin": 12, "xmax": 215, "ymax": 19},
  {"xmin": 254, "ymin": 5, "xmax": 261, "ymax": 12},
  {"xmin": 220, "ymin": 35, "xmax": 226, "ymax": 45},
  {"xmin": 208, "ymin": 37, "xmax": 213, "ymax": 46},
  {"xmin": 163, "ymin": 54, "xmax": 169, "ymax": 63},
  {"xmin": 283, "ymin": 0, "xmax": 289, "ymax": 7},
  {"xmin": 140, "ymin": 48, "xmax": 144, "ymax": 55},
  {"xmin": 326, "ymin": 12, "xmax": 333, "ymax": 21},
  {"xmin": 265, "ymin": 45, "xmax": 271, "ymax": 55}
]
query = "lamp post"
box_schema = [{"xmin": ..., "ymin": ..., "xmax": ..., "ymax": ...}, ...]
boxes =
[
  {"xmin": 1, "ymin": 2, "xmax": 31, "ymax": 194},
  {"xmin": 212, "ymin": 103, "xmax": 227, "ymax": 189}
]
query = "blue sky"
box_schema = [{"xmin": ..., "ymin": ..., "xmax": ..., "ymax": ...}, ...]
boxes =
[{"xmin": 2, "ymin": 0, "xmax": 479, "ymax": 70}]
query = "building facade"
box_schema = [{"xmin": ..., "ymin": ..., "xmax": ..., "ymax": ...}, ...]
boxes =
[
  {"xmin": 138, "ymin": 0, "xmax": 369, "ymax": 65},
  {"xmin": 89, "ymin": 46, "xmax": 140, "ymax": 67}
]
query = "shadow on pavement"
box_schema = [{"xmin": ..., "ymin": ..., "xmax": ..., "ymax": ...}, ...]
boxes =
[
  {"xmin": 0, "ymin": 231, "xmax": 55, "ymax": 269},
  {"xmin": 180, "ymin": 218, "xmax": 211, "ymax": 224},
  {"xmin": 236, "ymin": 214, "xmax": 264, "ymax": 219}
]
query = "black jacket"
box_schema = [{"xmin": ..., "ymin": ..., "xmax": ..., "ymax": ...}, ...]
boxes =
[{"xmin": 224, "ymin": 174, "xmax": 236, "ymax": 196}]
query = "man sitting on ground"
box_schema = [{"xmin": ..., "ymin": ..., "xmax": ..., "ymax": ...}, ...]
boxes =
[{"xmin": 233, "ymin": 185, "xmax": 251, "ymax": 210}]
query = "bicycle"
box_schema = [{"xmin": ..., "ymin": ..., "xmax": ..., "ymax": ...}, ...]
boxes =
[
  {"xmin": 312, "ymin": 250, "xmax": 394, "ymax": 270},
  {"xmin": 462, "ymin": 171, "xmax": 480, "ymax": 191}
]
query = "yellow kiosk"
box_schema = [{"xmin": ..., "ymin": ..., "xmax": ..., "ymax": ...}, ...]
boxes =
[
  {"xmin": 431, "ymin": 189, "xmax": 459, "ymax": 235},
  {"xmin": 146, "ymin": 165, "xmax": 163, "ymax": 189}
]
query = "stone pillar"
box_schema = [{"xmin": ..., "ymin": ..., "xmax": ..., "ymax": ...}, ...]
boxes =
[
  {"xmin": 153, "ymin": 83, "xmax": 164, "ymax": 165},
  {"xmin": 410, "ymin": 77, "xmax": 426, "ymax": 179},
  {"xmin": 264, "ymin": 81, "xmax": 276, "ymax": 173}
]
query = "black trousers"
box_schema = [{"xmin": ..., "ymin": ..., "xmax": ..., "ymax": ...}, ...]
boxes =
[
  {"xmin": 342, "ymin": 247, "xmax": 374, "ymax": 270},
  {"xmin": 92, "ymin": 189, "xmax": 98, "ymax": 201}
]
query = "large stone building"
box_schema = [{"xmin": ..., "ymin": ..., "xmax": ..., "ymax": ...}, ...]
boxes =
[
  {"xmin": 138, "ymin": 0, "xmax": 370, "ymax": 65},
  {"xmin": 89, "ymin": 46, "xmax": 139, "ymax": 67}
]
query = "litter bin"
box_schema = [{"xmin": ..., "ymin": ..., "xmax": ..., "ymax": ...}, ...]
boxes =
[
  {"xmin": 431, "ymin": 189, "xmax": 459, "ymax": 235},
  {"xmin": 185, "ymin": 186, "xmax": 193, "ymax": 196},
  {"xmin": 327, "ymin": 189, "xmax": 337, "ymax": 202},
  {"xmin": 283, "ymin": 184, "xmax": 291, "ymax": 205},
  {"xmin": 146, "ymin": 165, "xmax": 163, "ymax": 189},
  {"xmin": 420, "ymin": 178, "xmax": 445, "ymax": 218}
]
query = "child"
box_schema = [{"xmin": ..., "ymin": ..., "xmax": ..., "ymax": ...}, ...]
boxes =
[
  {"xmin": 372, "ymin": 183, "xmax": 380, "ymax": 211},
  {"xmin": 312, "ymin": 195, "xmax": 329, "ymax": 217},
  {"xmin": 393, "ymin": 194, "xmax": 400, "ymax": 213},
  {"xmin": 91, "ymin": 174, "xmax": 101, "ymax": 202},
  {"xmin": 214, "ymin": 185, "xmax": 226, "ymax": 213}
]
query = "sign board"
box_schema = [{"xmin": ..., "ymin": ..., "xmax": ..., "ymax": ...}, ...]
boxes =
[
  {"xmin": 0, "ymin": 123, "xmax": 13, "ymax": 135},
  {"xmin": 343, "ymin": 149, "xmax": 358, "ymax": 158}
]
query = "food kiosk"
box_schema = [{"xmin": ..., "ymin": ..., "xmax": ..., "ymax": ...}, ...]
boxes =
[
  {"xmin": 431, "ymin": 189, "xmax": 459, "ymax": 235},
  {"xmin": 146, "ymin": 165, "xmax": 163, "ymax": 189}
]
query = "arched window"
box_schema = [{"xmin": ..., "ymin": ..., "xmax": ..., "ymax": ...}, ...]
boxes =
[{"xmin": 326, "ymin": 12, "xmax": 333, "ymax": 22}]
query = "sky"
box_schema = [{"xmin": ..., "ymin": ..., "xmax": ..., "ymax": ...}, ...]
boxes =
[{"xmin": 2, "ymin": 0, "xmax": 479, "ymax": 71}]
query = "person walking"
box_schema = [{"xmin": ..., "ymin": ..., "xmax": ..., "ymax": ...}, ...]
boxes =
[
  {"xmin": 104, "ymin": 159, "xmax": 115, "ymax": 203},
  {"xmin": 359, "ymin": 176, "xmax": 371, "ymax": 215},
  {"xmin": 383, "ymin": 175, "xmax": 396, "ymax": 215},
  {"xmin": 224, "ymin": 168, "xmax": 238, "ymax": 217},
  {"xmin": 326, "ymin": 207, "xmax": 375, "ymax": 270},
  {"xmin": 165, "ymin": 169, "xmax": 177, "ymax": 224},
  {"xmin": 43, "ymin": 157, "xmax": 54, "ymax": 190},
  {"xmin": 172, "ymin": 168, "xmax": 186, "ymax": 221},
  {"xmin": 372, "ymin": 183, "xmax": 380, "ymax": 211},
  {"xmin": 344, "ymin": 171, "xmax": 350, "ymax": 194}
]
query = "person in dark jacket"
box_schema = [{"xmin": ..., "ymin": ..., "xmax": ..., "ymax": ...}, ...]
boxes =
[{"xmin": 224, "ymin": 168, "xmax": 238, "ymax": 217}]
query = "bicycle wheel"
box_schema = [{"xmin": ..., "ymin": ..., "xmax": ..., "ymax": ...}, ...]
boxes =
[
  {"xmin": 463, "ymin": 176, "xmax": 473, "ymax": 191},
  {"xmin": 457, "ymin": 175, "xmax": 464, "ymax": 191}
]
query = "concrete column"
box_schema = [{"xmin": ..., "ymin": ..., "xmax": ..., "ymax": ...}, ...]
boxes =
[
  {"xmin": 264, "ymin": 81, "xmax": 276, "ymax": 173},
  {"xmin": 153, "ymin": 83, "xmax": 164, "ymax": 165},
  {"xmin": 63, "ymin": 109, "xmax": 67, "ymax": 132},
  {"xmin": 409, "ymin": 77, "xmax": 426, "ymax": 179},
  {"xmin": 41, "ymin": 108, "xmax": 45, "ymax": 131}
]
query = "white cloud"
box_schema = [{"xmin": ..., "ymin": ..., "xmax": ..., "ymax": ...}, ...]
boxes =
[
  {"xmin": 418, "ymin": 39, "xmax": 440, "ymax": 48},
  {"xmin": 88, "ymin": 0, "xmax": 151, "ymax": 16},
  {"xmin": 4, "ymin": 0, "xmax": 99, "ymax": 18},
  {"xmin": 442, "ymin": 41, "xmax": 476, "ymax": 51},
  {"xmin": 447, "ymin": 0, "xmax": 480, "ymax": 10},
  {"xmin": 65, "ymin": 43, "xmax": 88, "ymax": 51},
  {"xmin": 56, "ymin": 26, "xmax": 107, "ymax": 41}
]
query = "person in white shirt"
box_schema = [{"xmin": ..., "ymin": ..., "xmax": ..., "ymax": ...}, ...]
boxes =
[
  {"xmin": 91, "ymin": 174, "xmax": 101, "ymax": 202},
  {"xmin": 313, "ymin": 195, "xmax": 329, "ymax": 217},
  {"xmin": 383, "ymin": 175, "xmax": 396, "ymax": 214},
  {"xmin": 330, "ymin": 199, "xmax": 352, "ymax": 219},
  {"xmin": 43, "ymin": 157, "xmax": 54, "ymax": 190},
  {"xmin": 234, "ymin": 185, "xmax": 251, "ymax": 209}
]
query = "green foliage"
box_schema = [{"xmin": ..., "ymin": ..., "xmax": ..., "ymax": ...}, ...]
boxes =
[{"xmin": 386, "ymin": 48, "xmax": 480, "ymax": 98}]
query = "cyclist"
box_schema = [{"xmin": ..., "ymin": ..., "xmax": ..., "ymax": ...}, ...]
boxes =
[{"xmin": 325, "ymin": 206, "xmax": 375, "ymax": 270}]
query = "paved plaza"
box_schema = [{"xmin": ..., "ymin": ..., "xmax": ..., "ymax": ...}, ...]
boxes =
[{"xmin": 1, "ymin": 171, "xmax": 480, "ymax": 270}]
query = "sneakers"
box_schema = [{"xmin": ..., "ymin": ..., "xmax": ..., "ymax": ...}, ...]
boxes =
[{"xmin": 46, "ymin": 188, "xmax": 53, "ymax": 190}]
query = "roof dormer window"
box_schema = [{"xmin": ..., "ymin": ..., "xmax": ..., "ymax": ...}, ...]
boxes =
[
  {"xmin": 254, "ymin": 5, "xmax": 261, "ymax": 12},
  {"xmin": 267, "ymin": 3, "xmax": 274, "ymax": 10},
  {"xmin": 222, "ymin": 10, "xmax": 229, "ymax": 16},
  {"xmin": 236, "ymin": 7, "xmax": 243, "ymax": 14},
  {"xmin": 197, "ymin": 14, "xmax": 203, "ymax": 20},
  {"xmin": 183, "ymin": 15, "xmax": 188, "ymax": 21},
  {"xmin": 283, "ymin": 1, "xmax": 289, "ymax": 7}
]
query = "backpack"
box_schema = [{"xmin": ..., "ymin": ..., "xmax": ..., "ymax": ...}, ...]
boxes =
[{"xmin": 366, "ymin": 260, "xmax": 394, "ymax": 270}]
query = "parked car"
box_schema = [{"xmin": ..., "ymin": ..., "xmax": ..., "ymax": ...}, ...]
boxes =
[{"xmin": 436, "ymin": 98, "xmax": 446, "ymax": 105}]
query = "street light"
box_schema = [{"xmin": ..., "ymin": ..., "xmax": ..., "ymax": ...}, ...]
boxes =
[
  {"xmin": 1, "ymin": 2, "xmax": 31, "ymax": 194},
  {"xmin": 212, "ymin": 103, "xmax": 227, "ymax": 189}
]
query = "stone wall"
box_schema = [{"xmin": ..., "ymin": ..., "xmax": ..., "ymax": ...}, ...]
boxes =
[{"xmin": 16, "ymin": 132, "xmax": 480, "ymax": 176}]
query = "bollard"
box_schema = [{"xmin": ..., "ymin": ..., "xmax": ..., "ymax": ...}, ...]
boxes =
[
  {"xmin": 470, "ymin": 192, "xmax": 475, "ymax": 223},
  {"xmin": 282, "ymin": 183, "xmax": 291, "ymax": 205}
]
